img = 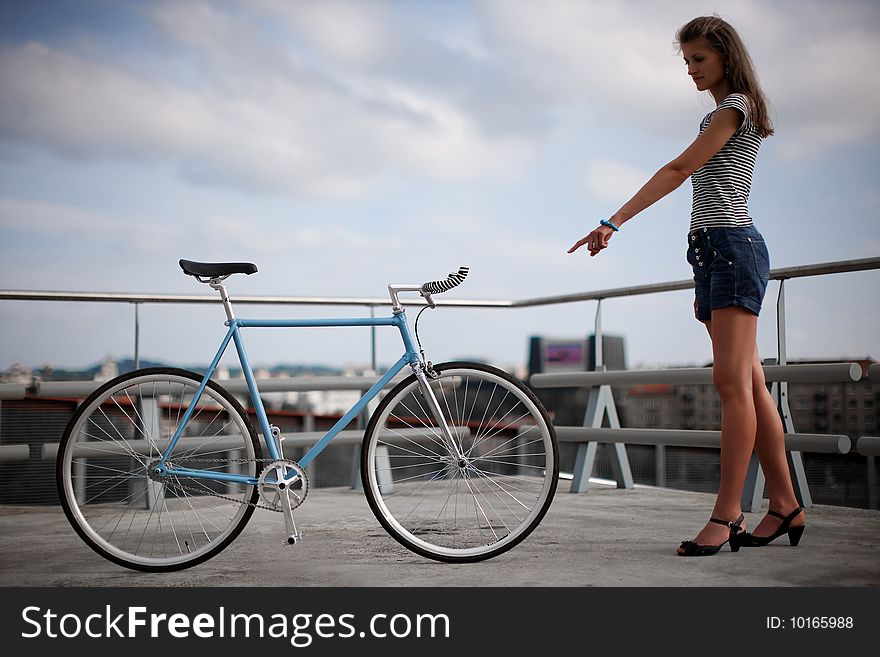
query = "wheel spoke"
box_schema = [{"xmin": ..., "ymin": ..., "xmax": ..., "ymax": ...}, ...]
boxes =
[
  {"xmin": 58, "ymin": 371, "xmax": 259, "ymax": 571},
  {"xmin": 363, "ymin": 364, "xmax": 557, "ymax": 562}
]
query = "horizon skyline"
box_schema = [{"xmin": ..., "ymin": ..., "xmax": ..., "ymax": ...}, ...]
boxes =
[{"xmin": 3, "ymin": 341, "xmax": 876, "ymax": 376}]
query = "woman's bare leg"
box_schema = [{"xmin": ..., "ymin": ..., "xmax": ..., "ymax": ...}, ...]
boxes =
[
  {"xmin": 677, "ymin": 306, "xmax": 757, "ymax": 552},
  {"xmin": 749, "ymin": 346, "xmax": 805, "ymax": 535}
]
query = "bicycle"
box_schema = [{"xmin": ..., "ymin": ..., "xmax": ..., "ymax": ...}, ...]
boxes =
[{"xmin": 56, "ymin": 260, "xmax": 559, "ymax": 572}]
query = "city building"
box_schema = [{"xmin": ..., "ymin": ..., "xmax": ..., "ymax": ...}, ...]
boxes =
[{"xmin": 527, "ymin": 334, "xmax": 626, "ymax": 426}]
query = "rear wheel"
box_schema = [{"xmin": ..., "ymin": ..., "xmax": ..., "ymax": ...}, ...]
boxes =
[
  {"xmin": 361, "ymin": 362, "xmax": 558, "ymax": 562},
  {"xmin": 56, "ymin": 368, "xmax": 261, "ymax": 572}
]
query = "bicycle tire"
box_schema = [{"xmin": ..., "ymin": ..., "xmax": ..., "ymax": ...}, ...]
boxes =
[
  {"xmin": 361, "ymin": 361, "xmax": 558, "ymax": 562},
  {"xmin": 56, "ymin": 367, "xmax": 262, "ymax": 572}
]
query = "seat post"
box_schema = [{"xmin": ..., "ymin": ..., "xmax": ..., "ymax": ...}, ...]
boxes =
[{"xmin": 209, "ymin": 278, "xmax": 236, "ymax": 321}]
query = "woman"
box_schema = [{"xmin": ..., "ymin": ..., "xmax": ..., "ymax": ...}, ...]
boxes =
[{"xmin": 568, "ymin": 16, "xmax": 806, "ymax": 556}]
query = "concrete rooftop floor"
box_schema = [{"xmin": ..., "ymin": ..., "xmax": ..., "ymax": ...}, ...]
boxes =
[{"xmin": 1, "ymin": 482, "xmax": 878, "ymax": 588}]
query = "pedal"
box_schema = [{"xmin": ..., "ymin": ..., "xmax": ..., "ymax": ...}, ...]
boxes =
[{"xmin": 283, "ymin": 530, "xmax": 302, "ymax": 546}]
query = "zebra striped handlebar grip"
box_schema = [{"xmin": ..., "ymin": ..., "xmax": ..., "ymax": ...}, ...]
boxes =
[{"xmin": 422, "ymin": 266, "xmax": 469, "ymax": 295}]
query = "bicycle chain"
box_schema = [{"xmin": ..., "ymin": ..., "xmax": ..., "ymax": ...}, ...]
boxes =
[{"xmin": 151, "ymin": 457, "xmax": 286, "ymax": 513}]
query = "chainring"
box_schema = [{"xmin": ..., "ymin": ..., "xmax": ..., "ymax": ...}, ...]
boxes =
[{"xmin": 257, "ymin": 459, "xmax": 309, "ymax": 512}]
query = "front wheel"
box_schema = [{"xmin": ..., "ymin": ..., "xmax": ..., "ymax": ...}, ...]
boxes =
[{"xmin": 361, "ymin": 362, "xmax": 558, "ymax": 562}]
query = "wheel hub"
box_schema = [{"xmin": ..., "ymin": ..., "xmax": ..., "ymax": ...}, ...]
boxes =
[{"xmin": 146, "ymin": 459, "xmax": 169, "ymax": 481}]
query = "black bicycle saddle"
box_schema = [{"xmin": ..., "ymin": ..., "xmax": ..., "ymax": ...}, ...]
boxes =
[{"xmin": 179, "ymin": 259, "xmax": 258, "ymax": 278}]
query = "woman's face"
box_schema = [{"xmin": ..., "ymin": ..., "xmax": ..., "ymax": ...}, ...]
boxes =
[{"xmin": 681, "ymin": 38, "xmax": 725, "ymax": 93}]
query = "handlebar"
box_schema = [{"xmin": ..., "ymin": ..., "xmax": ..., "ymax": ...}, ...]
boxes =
[
  {"xmin": 421, "ymin": 267, "xmax": 469, "ymax": 296},
  {"xmin": 388, "ymin": 266, "xmax": 469, "ymax": 312}
]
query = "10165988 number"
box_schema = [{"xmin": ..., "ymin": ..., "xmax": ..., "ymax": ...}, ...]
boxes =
[{"xmin": 767, "ymin": 616, "xmax": 854, "ymax": 629}]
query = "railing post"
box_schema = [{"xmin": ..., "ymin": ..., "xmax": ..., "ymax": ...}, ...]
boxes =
[
  {"xmin": 370, "ymin": 306, "xmax": 377, "ymax": 373},
  {"xmin": 351, "ymin": 385, "xmax": 370, "ymax": 491},
  {"xmin": 655, "ymin": 444, "xmax": 666, "ymax": 487},
  {"xmin": 350, "ymin": 446, "xmax": 363, "ymax": 490},
  {"xmin": 139, "ymin": 394, "xmax": 165, "ymax": 511},
  {"xmin": 133, "ymin": 302, "xmax": 141, "ymax": 370},
  {"xmin": 868, "ymin": 455, "xmax": 877, "ymax": 510},
  {"xmin": 571, "ymin": 299, "xmax": 633, "ymax": 492},
  {"xmin": 302, "ymin": 413, "xmax": 318, "ymax": 486},
  {"xmin": 351, "ymin": 305, "xmax": 384, "ymax": 491},
  {"xmin": 774, "ymin": 279, "xmax": 812, "ymax": 508}
]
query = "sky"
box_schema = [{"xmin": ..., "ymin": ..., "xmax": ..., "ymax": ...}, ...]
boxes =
[{"xmin": 1, "ymin": 0, "xmax": 878, "ymax": 374}]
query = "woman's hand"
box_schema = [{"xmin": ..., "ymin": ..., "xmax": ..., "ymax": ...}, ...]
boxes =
[{"xmin": 568, "ymin": 224, "xmax": 615, "ymax": 257}]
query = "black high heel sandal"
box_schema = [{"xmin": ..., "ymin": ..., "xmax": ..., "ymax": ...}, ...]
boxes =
[
  {"xmin": 677, "ymin": 513, "xmax": 745, "ymax": 557},
  {"xmin": 739, "ymin": 507, "xmax": 805, "ymax": 547}
]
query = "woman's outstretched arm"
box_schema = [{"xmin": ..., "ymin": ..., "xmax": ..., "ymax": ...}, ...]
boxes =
[{"xmin": 568, "ymin": 107, "xmax": 742, "ymax": 256}]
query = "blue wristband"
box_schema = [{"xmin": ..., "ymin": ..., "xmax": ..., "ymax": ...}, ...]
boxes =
[{"xmin": 600, "ymin": 219, "xmax": 620, "ymax": 232}]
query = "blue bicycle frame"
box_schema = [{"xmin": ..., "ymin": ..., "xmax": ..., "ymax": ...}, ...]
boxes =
[{"xmin": 155, "ymin": 311, "xmax": 421, "ymax": 486}]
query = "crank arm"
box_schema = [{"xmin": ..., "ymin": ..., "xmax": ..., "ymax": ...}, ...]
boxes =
[{"xmin": 279, "ymin": 486, "xmax": 302, "ymax": 545}]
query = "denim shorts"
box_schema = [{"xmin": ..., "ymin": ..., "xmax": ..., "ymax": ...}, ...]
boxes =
[{"xmin": 686, "ymin": 224, "xmax": 770, "ymax": 322}]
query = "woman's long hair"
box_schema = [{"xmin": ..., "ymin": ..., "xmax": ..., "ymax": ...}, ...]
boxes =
[{"xmin": 676, "ymin": 16, "xmax": 774, "ymax": 137}]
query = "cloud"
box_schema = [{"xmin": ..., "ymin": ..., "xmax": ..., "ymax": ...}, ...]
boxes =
[
  {"xmin": 389, "ymin": 211, "xmax": 619, "ymax": 299},
  {"xmin": 5, "ymin": 0, "xmax": 874, "ymax": 206},
  {"xmin": 0, "ymin": 3, "xmax": 538, "ymax": 200},
  {"xmin": 768, "ymin": 34, "xmax": 880, "ymax": 159},
  {"xmin": 248, "ymin": 0, "xmax": 393, "ymax": 65},
  {"xmin": 0, "ymin": 197, "xmax": 396, "ymax": 259},
  {"xmin": 478, "ymin": 0, "xmax": 880, "ymax": 155},
  {"xmin": 0, "ymin": 197, "xmax": 174, "ymax": 244},
  {"xmin": 477, "ymin": 0, "xmax": 696, "ymax": 134},
  {"xmin": 579, "ymin": 160, "xmax": 651, "ymax": 204}
]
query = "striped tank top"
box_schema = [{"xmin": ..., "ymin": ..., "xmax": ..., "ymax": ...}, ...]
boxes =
[{"xmin": 689, "ymin": 93, "xmax": 762, "ymax": 231}]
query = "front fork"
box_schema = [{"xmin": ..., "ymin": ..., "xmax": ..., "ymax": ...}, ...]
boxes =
[{"xmin": 410, "ymin": 361, "xmax": 465, "ymax": 463}]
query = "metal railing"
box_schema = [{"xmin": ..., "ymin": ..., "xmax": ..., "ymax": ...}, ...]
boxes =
[
  {"xmin": 3, "ymin": 257, "xmax": 874, "ymax": 307},
  {"xmin": 2, "ymin": 256, "xmax": 877, "ymax": 368},
  {"xmin": 528, "ymin": 361, "xmax": 872, "ymax": 509},
  {"xmin": 2, "ymin": 256, "xmax": 878, "ymax": 507}
]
